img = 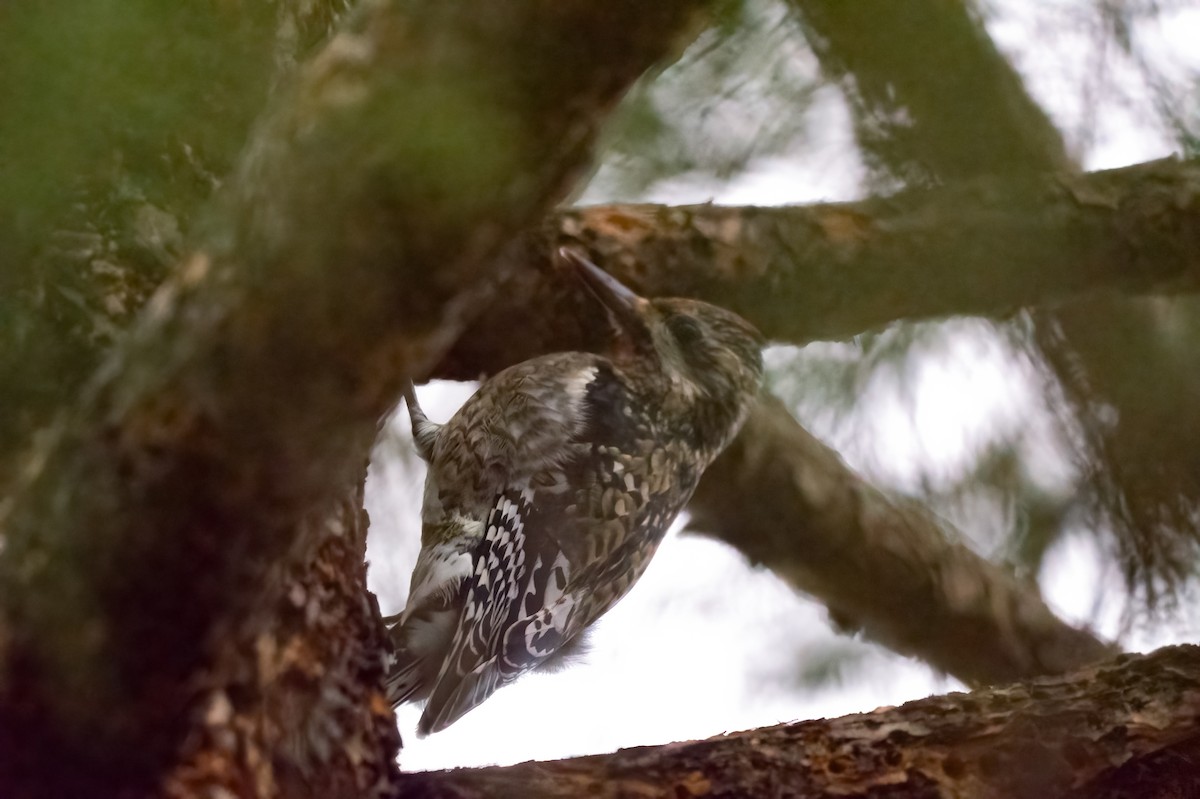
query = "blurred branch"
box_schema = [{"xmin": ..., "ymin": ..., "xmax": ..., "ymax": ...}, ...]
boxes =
[
  {"xmin": 0, "ymin": 0, "xmax": 362, "ymax": 491},
  {"xmin": 1039, "ymin": 292, "xmax": 1200, "ymax": 609},
  {"xmin": 0, "ymin": 2, "xmax": 710, "ymax": 796},
  {"xmin": 690, "ymin": 396, "xmax": 1113, "ymax": 685},
  {"xmin": 399, "ymin": 645, "xmax": 1200, "ymax": 799},
  {"xmin": 440, "ymin": 156, "xmax": 1200, "ymax": 376},
  {"xmin": 789, "ymin": 0, "xmax": 1071, "ymax": 184}
]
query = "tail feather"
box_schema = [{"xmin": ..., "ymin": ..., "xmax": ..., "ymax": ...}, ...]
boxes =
[
  {"xmin": 386, "ymin": 600, "xmax": 460, "ymax": 708},
  {"xmin": 385, "ymin": 654, "xmax": 429, "ymax": 707},
  {"xmin": 417, "ymin": 657, "xmax": 504, "ymax": 737}
]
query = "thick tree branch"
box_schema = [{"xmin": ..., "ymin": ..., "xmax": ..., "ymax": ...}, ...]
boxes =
[
  {"xmin": 440, "ymin": 157, "xmax": 1200, "ymax": 377},
  {"xmin": 0, "ymin": 3, "xmax": 710, "ymax": 796},
  {"xmin": 691, "ymin": 396, "xmax": 1113, "ymax": 685},
  {"xmin": 399, "ymin": 645, "xmax": 1200, "ymax": 799}
]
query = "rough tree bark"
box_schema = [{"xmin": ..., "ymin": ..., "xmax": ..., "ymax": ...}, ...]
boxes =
[
  {"xmin": 399, "ymin": 645, "xmax": 1200, "ymax": 799},
  {"xmin": 442, "ymin": 157, "xmax": 1200, "ymax": 372},
  {"xmin": 0, "ymin": 2, "xmax": 712, "ymax": 797}
]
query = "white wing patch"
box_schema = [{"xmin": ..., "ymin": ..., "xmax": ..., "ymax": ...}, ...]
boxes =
[
  {"xmin": 521, "ymin": 593, "xmax": 578, "ymax": 659},
  {"xmin": 563, "ymin": 366, "xmax": 599, "ymax": 414}
]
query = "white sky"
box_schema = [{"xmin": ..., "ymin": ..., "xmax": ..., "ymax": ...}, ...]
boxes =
[{"xmin": 364, "ymin": 0, "xmax": 1200, "ymax": 772}]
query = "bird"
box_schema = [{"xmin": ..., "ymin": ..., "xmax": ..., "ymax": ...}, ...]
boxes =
[{"xmin": 385, "ymin": 247, "xmax": 763, "ymax": 736}]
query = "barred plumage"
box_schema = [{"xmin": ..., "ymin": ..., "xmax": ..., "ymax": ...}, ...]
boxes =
[{"xmin": 386, "ymin": 249, "xmax": 763, "ymax": 735}]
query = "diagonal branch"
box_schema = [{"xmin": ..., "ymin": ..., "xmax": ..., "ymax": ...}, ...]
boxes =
[
  {"xmin": 690, "ymin": 396, "xmax": 1113, "ymax": 685},
  {"xmin": 788, "ymin": 0, "xmax": 1071, "ymax": 183}
]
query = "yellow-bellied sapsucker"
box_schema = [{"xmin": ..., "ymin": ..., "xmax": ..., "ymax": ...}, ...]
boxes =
[{"xmin": 386, "ymin": 248, "xmax": 763, "ymax": 735}]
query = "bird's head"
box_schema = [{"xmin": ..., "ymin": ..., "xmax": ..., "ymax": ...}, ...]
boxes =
[{"xmin": 560, "ymin": 248, "xmax": 763, "ymax": 442}]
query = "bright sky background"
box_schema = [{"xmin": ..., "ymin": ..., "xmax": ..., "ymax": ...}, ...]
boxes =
[{"xmin": 364, "ymin": 0, "xmax": 1200, "ymax": 772}]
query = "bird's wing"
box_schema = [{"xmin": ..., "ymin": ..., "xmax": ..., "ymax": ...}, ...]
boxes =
[
  {"xmin": 417, "ymin": 485, "xmax": 550, "ymax": 736},
  {"xmin": 417, "ymin": 361, "xmax": 686, "ymax": 736}
]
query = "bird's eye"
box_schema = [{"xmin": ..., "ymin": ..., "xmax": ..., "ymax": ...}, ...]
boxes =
[{"xmin": 667, "ymin": 315, "xmax": 705, "ymax": 348}]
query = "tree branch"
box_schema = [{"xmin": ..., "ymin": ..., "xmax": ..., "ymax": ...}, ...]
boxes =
[
  {"xmin": 690, "ymin": 396, "xmax": 1113, "ymax": 685},
  {"xmin": 439, "ymin": 157, "xmax": 1200, "ymax": 377},
  {"xmin": 398, "ymin": 645, "xmax": 1200, "ymax": 799},
  {"xmin": 0, "ymin": 2, "xmax": 711, "ymax": 795},
  {"xmin": 788, "ymin": 0, "xmax": 1071, "ymax": 183}
]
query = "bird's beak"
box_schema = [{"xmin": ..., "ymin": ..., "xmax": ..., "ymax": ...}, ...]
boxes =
[{"xmin": 558, "ymin": 247, "xmax": 651, "ymax": 336}]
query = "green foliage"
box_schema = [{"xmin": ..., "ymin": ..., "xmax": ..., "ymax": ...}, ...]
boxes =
[
  {"xmin": 0, "ymin": 0, "xmax": 277, "ymax": 481},
  {"xmin": 0, "ymin": 1, "xmax": 274, "ymax": 254}
]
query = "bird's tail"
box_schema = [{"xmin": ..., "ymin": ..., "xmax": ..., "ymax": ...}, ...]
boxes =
[
  {"xmin": 385, "ymin": 653, "xmax": 429, "ymax": 707},
  {"xmin": 417, "ymin": 657, "xmax": 504, "ymax": 738}
]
